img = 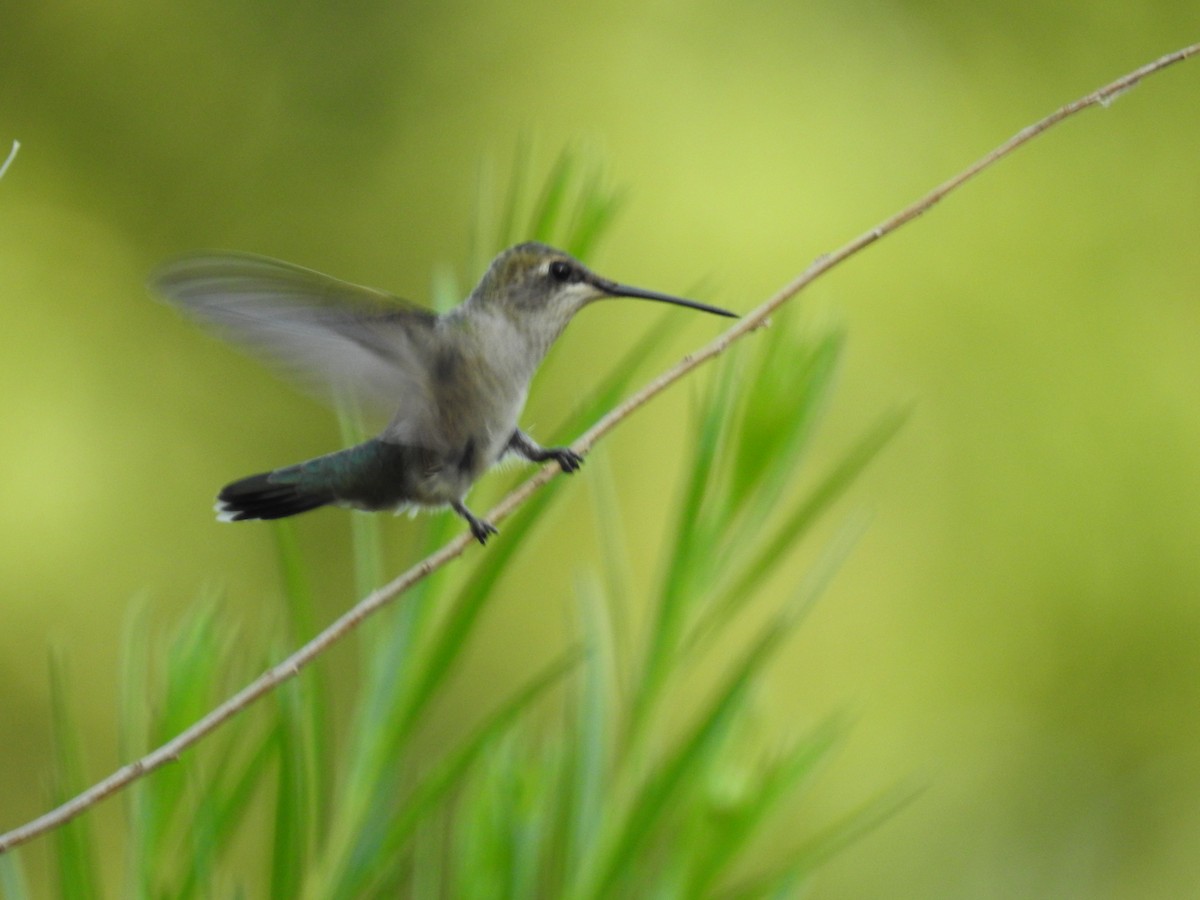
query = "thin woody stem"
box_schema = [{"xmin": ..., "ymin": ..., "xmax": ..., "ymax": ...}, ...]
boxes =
[{"xmin": 1, "ymin": 43, "xmax": 1197, "ymax": 855}]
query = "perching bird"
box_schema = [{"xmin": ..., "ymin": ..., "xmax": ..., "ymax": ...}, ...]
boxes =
[{"xmin": 154, "ymin": 242, "xmax": 736, "ymax": 543}]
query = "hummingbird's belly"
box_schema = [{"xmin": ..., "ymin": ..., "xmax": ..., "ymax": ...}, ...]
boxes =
[
  {"xmin": 367, "ymin": 376, "xmax": 523, "ymax": 510},
  {"xmin": 414, "ymin": 437, "xmax": 489, "ymax": 504},
  {"xmin": 317, "ymin": 439, "xmax": 475, "ymax": 513},
  {"xmin": 341, "ymin": 429, "xmax": 507, "ymax": 514}
]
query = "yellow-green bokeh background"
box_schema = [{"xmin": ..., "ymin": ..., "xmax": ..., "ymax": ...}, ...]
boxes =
[{"xmin": 3, "ymin": 2, "xmax": 1200, "ymax": 896}]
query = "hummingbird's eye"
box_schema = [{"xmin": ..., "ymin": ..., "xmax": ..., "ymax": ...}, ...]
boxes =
[{"xmin": 548, "ymin": 260, "xmax": 573, "ymax": 282}]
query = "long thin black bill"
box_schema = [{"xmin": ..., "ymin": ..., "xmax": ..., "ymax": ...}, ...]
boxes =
[{"xmin": 600, "ymin": 281, "xmax": 738, "ymax": 318}]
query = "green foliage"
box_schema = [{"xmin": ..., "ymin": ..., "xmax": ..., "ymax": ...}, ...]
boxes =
[
  {"xmin": 467, "ymin": 141, "xmax": 624, "ymax": 283},
  {"xmin": 46, "ymin": 653, "xmax": 100, "ymax": 900},
  {"xmin": 2, "ymin": 151, "xmax": 901, "ymax": 898}
]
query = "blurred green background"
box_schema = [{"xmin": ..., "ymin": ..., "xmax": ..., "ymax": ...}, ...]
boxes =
[{"xmin": 3, "ymin": 1, "xmax": 1200, "ymax": 896}]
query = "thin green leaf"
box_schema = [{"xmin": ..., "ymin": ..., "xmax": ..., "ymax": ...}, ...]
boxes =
[
  {"xmin": 117, "ymin": 596, "xmax": 152, "ymax": 761},
  {"xmin": 143, "ymin": 603, "xmax": 231, "ymax": 876},
  {"xmin": 271, "ymin": 679, "xmax": 312, "ymax": 900},
  {"xmin": 156, "ymin": 602, "xmax": 230, "ymax": 743},
  {"xmin": 496, "ymin": 134, "xmax": 532, "ymax": 250},
  {"xmin": 729, "ymin": 329, "xmax": 844, "ymax": 522},
  {"xmin": 119, "ymin": 600, "xmax": 154, "ymax": 899},
  {"xmin": 549, "ymin": 310, "xmax": 680, "ymax": 446},
  {"xmin": 180, "ymin": 769, "xmax": 219, "ymax": 900},
  {"xmin": 579, "ymin": 596, "xmax": 802, "ymax": 900},
  {"xmin": 408, "ymin": 809, "xmax": 445, "ymax": 899},
  {"xmin": 508, "ymin": 740, "xmax": 560, "ymax": 898},
  {"xmin": 331, "ymin": 651, "xmax": 580, "ymax": 899},
  {"xmin": 719, "ymin": 784, "xmax": 921, "ymax": 900},
  {"xmin": 341, "ymin": 512, "xmax": 450, "ymax": 794},
  {"xmin": 585, "ymin": 455, "xmax": 634, "ymax": 698},
  {"xmin": 465, "ymin": 154, "xmax": 495, "ymax": 282},
  {"xmin": 0, "ymin": 851, "xmax": 31, "ymax": 900},
  {"xmin": 272, "ymin": 519, "xmax": 319, "ymax": 643},
  {"xmin": 685, "ymin": 716, "xmax": 845, "ymax": 895},
  {"xmin": 336, "ymin": 403, "xmax": 385, "ymax": 597},
  {"xmin": 691, "ymin": 409, "xmax": 907, "ymax": 650},
  {"xmin": 398, "ymin": 479, "xmax": 568, "ymax": 742},
  {"xmin": 272, "ymin": 519, "xmax": 331, "ymax": 836},
  {"xmin": 530, "ymin": 151, "xmax": 575, "ymax": 243},
  {"xmin": 561, "ymin": 576, "xmax": 616, "ymax": 877},
  {"xmin": 47, "ymin": 652, "xmax": 100, "ymax": 900},
  {"xmin": 565, "ymin": 180, "xmax": 625, "ymax": 261},
  {"xmin": 627, "ymin": 358, "xmax": 740, "ymax": 745},
  {"xmin": 147, "ymin": 600, "xmax": 279, "ymax": 896},
  {"xmin": 173, "ymin": 724, "xmax": 278, "ymax": 900},
  {"xmin": 318, "ymin": 142, "xmax": 628, "ymax": 891},
  {"xmin": 430, "ymin": 262, "xmax": 462, "ymax": 313}
]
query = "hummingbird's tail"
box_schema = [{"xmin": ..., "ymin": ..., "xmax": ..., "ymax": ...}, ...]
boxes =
[
  {"xmin": 216, "ymin": 468, "xmax": 336, "ymax": 521},
  {"xmin": 214, "ymin": 440, "xmax": 416, "ymax": 521}
]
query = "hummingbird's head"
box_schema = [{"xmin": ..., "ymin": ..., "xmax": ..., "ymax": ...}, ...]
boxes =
[{"xmin": 471, "ymin": 242, "xmax": 736, "ymax": 350}]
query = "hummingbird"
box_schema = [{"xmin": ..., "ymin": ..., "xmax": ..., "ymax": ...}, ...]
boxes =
[{"xmin": 154, "ymin": 242, "xmax": 736, "ymax": 544}]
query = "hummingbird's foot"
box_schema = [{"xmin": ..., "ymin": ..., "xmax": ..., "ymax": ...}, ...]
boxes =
[
  {"xmin": 468, "ymin": 518, "xmax": 498, "ymax": 544},
  {"xmin": 547, "ymin": 447, "xmax": 583, "ymax": 473},
  {"xmin": 506, "ymin": 429, "xmax": 584, "ymax": 473},
  {"xmin": 452, "ymin": 500, "xmax": 498, "ymax": 545}
]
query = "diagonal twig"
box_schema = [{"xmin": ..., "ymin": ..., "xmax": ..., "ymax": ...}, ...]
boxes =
[{"xmin": 1, "ymin": 42, "xmax": 1196, "ymax": 855}]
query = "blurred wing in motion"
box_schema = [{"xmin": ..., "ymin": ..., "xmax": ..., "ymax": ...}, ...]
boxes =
[{"xmin": 152, "ymin": 252, "xmax": 441, "ymax": 422}]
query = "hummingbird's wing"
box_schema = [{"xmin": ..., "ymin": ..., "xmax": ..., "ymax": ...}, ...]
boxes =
[{"xmin": 152, "ymin": 252, "xmax": 441, "ymax": 425}]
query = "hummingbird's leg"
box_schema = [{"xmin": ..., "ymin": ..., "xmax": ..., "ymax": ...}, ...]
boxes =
[
  {"xmin": 451, "ymin": 499, "xmax": 498, "ymax": 545},
  {"xmin": 506, "ymin": 429, "xmax": 584, "ymax": 473}
]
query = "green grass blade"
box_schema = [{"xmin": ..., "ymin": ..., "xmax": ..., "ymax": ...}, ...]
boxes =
[
  {"xmin": 627, "ymin": 358, "xmax": 740, "ymax": 745},
  {"xmin": 794, "ymin": 783, "xmax": 922, "ymax": 873},
  {"xmin": 549, "ymin": 310, "xmax": 680, "ymax": 446},
  {"xmin": 564, "ymin": 178, "xmax": 625, "ymax": 261},
  {"xmin": 430, "ymin": 262, "xmax": 463, "ymax": 313},
  {"xmin": 336, "ymin": 402, "xmax": 384, "ymax": 597},
  {"xmin": 317, "ymin": 143, "xmax": 629, "ymax": 894},
  {"xmin": 496, "ymin": 134, "xmax": 532, "ymax": 250},
  {"xmin": 150, "ymin": 602, "xmax": 231, "ymax": 881},
  {"xmin": 690, "ymin": 409, "xmax": 908, "ymax": 650},
  {"xmin": 520, "ymin": 742, "xmax": 566, "ymax": 897},
  {"xmin": 562, "ymin": 576, "xmax": 617, "ymax": 877},
  {"xmin": 729, "ymin": 328, "xmax": 844, "ymax": 522},
  {"xmin": 329, "ymin": 651, "xmax": 580, "ymax": 899},
  {"xmin": 122, "ymin": 599, "xmax": 274, "ymax": 898},
  {"xmin": 118, "ymin": 600, "xmax": 154, "ymax": 899},
  {"xmin": 339, "ymin": 516, "xmax": 451, "ymax": 796},
  {"xmin": 408, "ymin": 810, "xmax": 445, "ymax": 899},
  {"xmin": 173, "ymin": 722, "xmax": 278, "ymax": 900},
  {"xmin": 579, "ymin": 600, "xmax": 800, "ymax": 899},
  {"xmin": 271, "ymin": 680, "xmax": 312, "ymax": 899},
  {"xmin": 272, "ymin": 520, "xmax": 320, "ymax": 643},
  {"xmin": 585, "ymin": 455, "xmax": 635, "ymax": 698},
  {"xmin": 271, "ymin": 519, "xmax": 331, "ymax": 846},
  {"xmin": 720, "ymin": 785, "xmax": 920, "ymax": 899},
  {"xmin": 47, "ymin": 652, "xmax": 101, "ymax": 900},
  {"xmin": 116, "ymin": 596, "xmax": 152, "ymax": 762},
  {"xmin": 0, "ymin": 852, "xmax": 31, "ymax": 900},
  {"xmin": 394, "ymin": 480, "xmax": 569, "ymax": 743},
  {"xmin": 465, "ymin": 155, "xmax": 495, "ymax": 282},
  {"xmin": 530, "ymin": 150, "xmax": 575, "ymax": 243},
  {"xmin": 685, "ymin": 716, "xmax": 845, "ymax": 895}
]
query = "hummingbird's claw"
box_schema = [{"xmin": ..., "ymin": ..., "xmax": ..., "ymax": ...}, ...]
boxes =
[
  {"xmin": 551, "ymin": 448, "xmax": 584, "ymax": 474},
  {"xmin": 506, "ymin": 430, "xmax": 583, "ymax": 474},
  {"xmin": 453, "ymin": 499, "xmax": 498, "ymax": 545},
  {"xmin": 470, "ymin": 518, "xmax": 499, "ymax": 545}
]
